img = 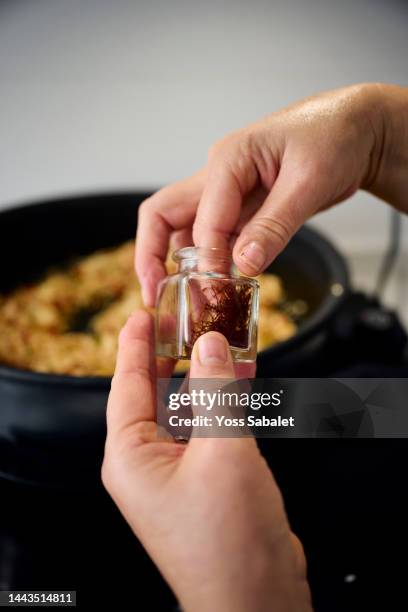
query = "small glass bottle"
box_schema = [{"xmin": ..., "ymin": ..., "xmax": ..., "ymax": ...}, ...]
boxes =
[{"xmin": 156, "ymin": 247, "xmax": 259, "ymax": 362}]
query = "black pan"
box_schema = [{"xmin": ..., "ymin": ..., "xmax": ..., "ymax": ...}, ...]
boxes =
[{"xmin": 0, "ymin": 192, "xmax": 349, "ymax": 487}]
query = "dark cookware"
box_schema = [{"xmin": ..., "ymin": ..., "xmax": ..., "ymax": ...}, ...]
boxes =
[{"xmin": 0, "ymin": 192, "xmax": 349, "ymax": 487}]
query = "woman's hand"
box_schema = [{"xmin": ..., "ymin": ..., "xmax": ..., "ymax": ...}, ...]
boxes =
[
  {"xmin": 102, "ymin": 310, "xmax": 312, "ymax": 612},
  {"xmin": 136, "ymin": 83, "xmax": 408, "ymax": 306}
]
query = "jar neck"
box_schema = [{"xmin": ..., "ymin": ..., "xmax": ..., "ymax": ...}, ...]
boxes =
[{"xmin": 174, "ymin": 247, "xmax": 234, "ymax": 275}]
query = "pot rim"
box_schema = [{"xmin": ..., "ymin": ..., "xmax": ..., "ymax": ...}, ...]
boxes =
[{"xmin": 0, "ymin": 193, "xmax": 349, "ymax": 386}]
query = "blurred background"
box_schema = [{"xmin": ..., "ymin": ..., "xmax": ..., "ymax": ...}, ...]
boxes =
[
  {"xmin": 1, "ymin": 4, "xmax": 408, "ymax": 609},
  {"xmin": 0, "ymin": 0, "xmax": 407, "ymax": 318}
]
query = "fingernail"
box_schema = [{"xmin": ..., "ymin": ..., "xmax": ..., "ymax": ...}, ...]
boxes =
[
  {"xmin": 197, "ymin": 333, "xmax": 228, "ymax": 365},
  {"xmin": 239, "ymin": 241, "xmax": 266, "ymax": 272}
]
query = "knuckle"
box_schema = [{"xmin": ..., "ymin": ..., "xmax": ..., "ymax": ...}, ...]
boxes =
[
  {"xmin": 137, "ymin": 197, "xmax": 154, "ymax": 221},
  {"xmin": 126, "ymin": 432, "xmax": 146, "ymax": 449},
  {"xmin": 138, "ymin": 190, "xmax": 167, "ymax": 218},
  {"xmin": 132, "ymin": 363, "xmax": 154, "ymax": 382},
  {"xmin": 207, "ymin": 139, "xmax": 226, "ymax": 162},
  {"xmin": 253, "ymin": 215, "xmax": 293, "ymax": 248},
  {"xmin": 237, "ymin": 129, "xmax": 255, "ymax": 158},
  {"xmin": 206, "ymin": 134, "xmax": 257, "ymax": 197},
  {"xmin": 119, "ymin": 422, "xmax": 157, "ymax": 450},
  {"xmin": 209, "ymin": 131, "xmax": 258, "ymax": 191},
  {"xmin": 208, "ymin": 133, "xmax": 242, "ymax": 161},
  {"xmin": 207, "ymin": 132, "xmax": 240, "ymax": 163}
]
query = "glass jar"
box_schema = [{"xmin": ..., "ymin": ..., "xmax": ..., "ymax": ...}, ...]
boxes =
[{"xmin": 155, "ymin": 247, "xmax": 259, "ymax": 362}]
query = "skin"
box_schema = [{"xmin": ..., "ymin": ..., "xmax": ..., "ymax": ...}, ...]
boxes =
[
  {"xmin": 104, "ymin": 84, "xmax": 408, "ymax": 609},
  {"xmin": 103, "ymin": 311, "xmax": 312, "ymax": 611},
  {"xmin": 135, "ymin": 83, "xmax": 408, "ymax": 306}
]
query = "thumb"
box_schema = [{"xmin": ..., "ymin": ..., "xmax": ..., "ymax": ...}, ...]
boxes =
[
  {"xmin": 233, "ymin": 167, "xmax": 320, "ymax": 275},
  {"xmin": 188, "ymin": 332, "xmax": 235, "ymax": 438},
  {"xmin": 189, "ymin": 331, "xmax": 235, "ymax": 379},
  {"xmin": 188, "ymin": 329, "xmax": 256, "ymax": 447}
]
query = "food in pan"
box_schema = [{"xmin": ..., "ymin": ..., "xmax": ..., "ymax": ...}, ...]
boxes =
[{"xmin": 0, "ymin": 241, "xmax": 305, "ymax": 376}]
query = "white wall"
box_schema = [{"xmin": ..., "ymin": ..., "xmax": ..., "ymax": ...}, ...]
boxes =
[{"xmin": 1, "ymin": 0, "xmax": 407, "ymax": 260}]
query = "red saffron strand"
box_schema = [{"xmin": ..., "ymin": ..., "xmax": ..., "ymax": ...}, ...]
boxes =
[{"xmin": 189, "ymin": 282, "xmax": 253, "ymax": 348}]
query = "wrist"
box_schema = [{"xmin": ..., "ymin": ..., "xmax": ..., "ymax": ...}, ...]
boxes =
[
  {"xmin": 360, "ymin": 83, "xmax": 408, "ymax": 212},
  {"xmin": 179, "ymin": 579, "xmax": 312, "ymax": 612},
  {"xmin": 176, "ymin": 545, "xmax": 313, "ymax": 612}
]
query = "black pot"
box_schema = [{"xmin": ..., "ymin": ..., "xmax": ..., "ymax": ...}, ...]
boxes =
[{"xmin": 0, "ymin": 192, "xmax": 349, "ymax": 488}]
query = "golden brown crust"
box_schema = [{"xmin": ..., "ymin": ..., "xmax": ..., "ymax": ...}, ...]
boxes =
[{"xmin": 0, "ymin": 242, "xmax": 299, "ymax": 376}]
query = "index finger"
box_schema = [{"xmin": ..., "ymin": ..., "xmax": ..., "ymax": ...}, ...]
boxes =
[
  {"xmin": 192, "ymin": 143, "xmax": 259, "ymax": 249},
  {"xmin": 106, "ymin": 310, "xmax": 156, "ymax": 438},
  {"xmin": 135, "ymin": 170, "xmax": 206, "ymax": 306}
]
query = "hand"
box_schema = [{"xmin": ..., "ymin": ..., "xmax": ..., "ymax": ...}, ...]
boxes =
[
  {"xmin": 102, "ymin": 310, "xmax": 312, "ymax": 612},
  {"xmin": 136, "ymin": 83, "xmax": 408, "ymax": 306}
]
